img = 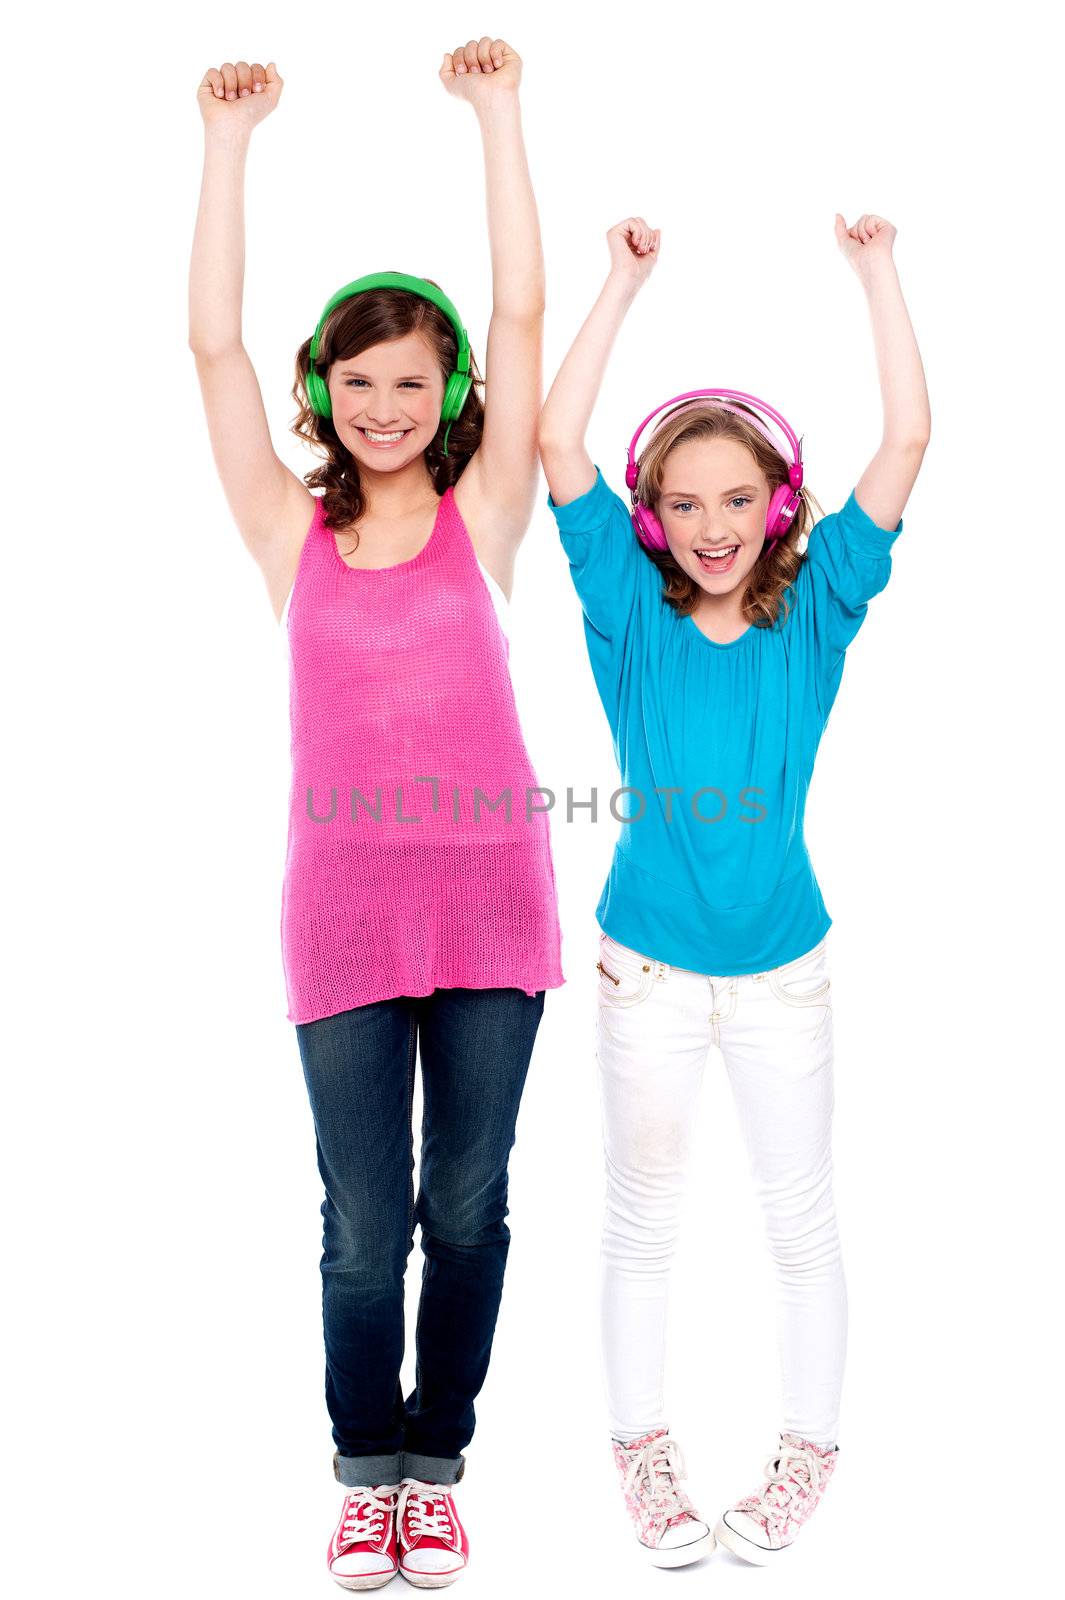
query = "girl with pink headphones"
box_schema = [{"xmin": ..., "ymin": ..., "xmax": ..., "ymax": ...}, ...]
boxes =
[{"xmin": 539, "ymin": 213, "xmax": 930, "ymax": 1568}]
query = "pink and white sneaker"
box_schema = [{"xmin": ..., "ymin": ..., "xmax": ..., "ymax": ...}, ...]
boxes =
[
  {"xmin": 715, "ymin": 1432, "xmax": 839, "ymax": 1564},
  {"xmin": 327, "ymin": 1483, "xmax": 400, "ymax": 1590},
  {"xmin": 612, "ymin": 1427, "xmax": 715, "ymax": 1568},
  {"xmin": 397, "ymin": 1479, "xmax": 469, "ymax": 1588}
]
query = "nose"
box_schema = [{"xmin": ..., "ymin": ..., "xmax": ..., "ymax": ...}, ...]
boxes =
[{"xmin": 361, "ymin": 392, "xmax": 403, "ymax": 427}]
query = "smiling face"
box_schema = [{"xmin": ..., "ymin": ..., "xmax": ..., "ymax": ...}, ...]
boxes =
[
  {"xmin": 326, "ymin": 331, "xmax": 446, "ymax": 471},
  {"xmin": 655, "ymin": 435, "xmax": 772, "ymax": 599}
]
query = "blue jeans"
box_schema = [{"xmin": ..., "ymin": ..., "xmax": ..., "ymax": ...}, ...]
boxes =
[{"xmin": 295, "ymin": 986, "xmax": 546, "ymax": 1488}]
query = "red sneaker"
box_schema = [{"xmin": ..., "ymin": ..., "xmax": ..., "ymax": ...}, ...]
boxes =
[
  {"xmin": 327, "ymin": 1483, "xmax": 400, "ymax": 1590},
  {"xmin": 397, "ymin": 1479, "xmax": 469, "ymax": 1588}
]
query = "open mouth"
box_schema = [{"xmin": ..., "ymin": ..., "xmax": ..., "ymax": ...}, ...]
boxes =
[
  {"xmin": 694, "ymin": 544, "xmax": 740, "ymax": 573},
  {"xmin": 356, "ymin": 427, "xmax": 412, "ymax": 449}
]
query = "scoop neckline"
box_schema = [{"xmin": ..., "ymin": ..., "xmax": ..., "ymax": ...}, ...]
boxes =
[
  {"xmin": 684, "ymin": 612, "xmax": 755, "ymax": 651},
  {"xmin": 325, "ymin": 487, "xmax": 448, "ymax": 576}
]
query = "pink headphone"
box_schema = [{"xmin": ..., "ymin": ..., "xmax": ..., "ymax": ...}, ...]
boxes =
[{"xmin": 625, "ymin": 388, "xmax": 805, "ymax": 553}]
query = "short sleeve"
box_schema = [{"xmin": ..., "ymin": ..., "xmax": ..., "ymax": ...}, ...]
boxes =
[
  {"xmin": 802, "ymin": 487, "xmax": 903, "ymax": 713},
  {"xmin": 547, "ymin": 465, "xmax": 643, "ymax": 644}
]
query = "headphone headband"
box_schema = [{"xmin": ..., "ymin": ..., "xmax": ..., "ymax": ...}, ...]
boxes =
[
  {"xmin": 306, "ymin": 271, "xmax": 472, "ymax": 454},
  {"xmin": 625, "ymin": 388, "xmax": 803, "ymax": 492}
]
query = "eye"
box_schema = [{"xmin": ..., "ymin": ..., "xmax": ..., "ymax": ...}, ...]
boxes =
[
  {"xmin": 344, "ymin": 378, "xmax": 368, "ymax": 387},
  {"xmin": 728, "ymin": 496, "xmax": 752, "ymax": 510},
  {"xmin": 672, "ymin": 501, "xmax": 694, "ymax": 514}
]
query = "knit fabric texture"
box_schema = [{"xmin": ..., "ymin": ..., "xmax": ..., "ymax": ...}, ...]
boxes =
[{"xmin": 281, "ymin": 488, "xmax": 565, "ymax": 1024}]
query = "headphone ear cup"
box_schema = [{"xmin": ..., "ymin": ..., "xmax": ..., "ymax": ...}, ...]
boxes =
[
  {"xmin": 632, "ymin": 502, "xmax": 668, "ymax": 551},
  {"xmin": 765, "ymin": 482, "xmax": 800, "ymax": 542},
  {"xmin": 306, "ymin": 367, "xmax": 332, "ymax": 419},
  {"xmin": 441, "ymin": 370, "xmax": 473, "ymax": 423}
]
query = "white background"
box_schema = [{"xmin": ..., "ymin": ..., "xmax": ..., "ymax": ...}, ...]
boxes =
[{"xmin": 4, "ymin": 2, "xmax": 1062, "ymax": 1596}]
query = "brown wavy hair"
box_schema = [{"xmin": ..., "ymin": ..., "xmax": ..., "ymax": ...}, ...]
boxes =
[
  {"xmin": 290, "ymin": 276, "xmax": 485, "ymax": 539},
  {"xmin": 634, "ymin": 402, "xmax": 824, "ymax": 630}
]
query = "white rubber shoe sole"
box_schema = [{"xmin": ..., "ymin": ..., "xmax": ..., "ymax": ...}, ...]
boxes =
[
  {"xmin": 714, "ymin": 1513, "xmax": 780, "ymax": 1565},
  {"xmin": 329, "ymin": 1563, "xmax": 398, "ymax": 1590},
  {"xmin": 398, "ymin": 1562, "xmax": 466, "ymax": 1588},
  {"xmin": 643, "ymin": 1524, "xmax": 716, "ymax": 1568}
]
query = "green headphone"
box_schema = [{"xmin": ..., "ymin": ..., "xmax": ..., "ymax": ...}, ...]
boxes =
[{"xmin": 306, "ymin": 271, "xmax": 472, "ymax": 455}]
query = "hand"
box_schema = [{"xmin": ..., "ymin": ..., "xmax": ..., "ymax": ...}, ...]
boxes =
[
  {"xmin": 834, "ymin": 212, "xmax": 896, "ymax": 278},
  {"xmin": 197, "ymin": 61, "xmax": 283, "ymax": 132},
  {"xmin": 440, "ymin": 37, "xmax": 522, "ymax": 102},
  {"xmin": 607, "ymin": 217, "xmax": 661, "ymax": 286}
]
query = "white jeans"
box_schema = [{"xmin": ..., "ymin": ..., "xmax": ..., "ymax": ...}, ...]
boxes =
[{"xmin": 596, "ymin": 929, "xmax": 846, "ymax": 1450}]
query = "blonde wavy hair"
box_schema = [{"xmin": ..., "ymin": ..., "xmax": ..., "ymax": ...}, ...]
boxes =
[{"xmin": 633, "ymin": 401, "xmax": 823, "ymax": 630}]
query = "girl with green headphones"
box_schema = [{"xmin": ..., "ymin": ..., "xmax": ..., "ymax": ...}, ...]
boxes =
[{"xmin": 190, "ymin": 39, "xmax": 563, "ymax": 1591}]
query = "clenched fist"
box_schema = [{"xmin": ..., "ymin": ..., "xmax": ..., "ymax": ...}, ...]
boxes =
[{"xmin": 197, "ymin": 60, "xmax": 284, "ymax": 132}]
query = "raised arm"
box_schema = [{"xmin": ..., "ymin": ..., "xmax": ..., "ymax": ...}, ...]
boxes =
[
  {"xmin": 834, "ymin": 212, "xmax": 931, "ymax": 530},
  {"xmin": 538, "ymin": 218, "xmax": 661, "ymax": 507},
  {"xmin": 439, "ymin": 38, "xmax": 544, "ymax": 592},
  {"xmin": 188, "ymin": 59, "xmax": 313, "ymax": 616}
]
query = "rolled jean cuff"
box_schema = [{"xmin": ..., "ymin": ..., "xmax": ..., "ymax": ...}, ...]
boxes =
[
  {"xmin": 333, "ymin": 1449, "xmax": 403, "ymax": 1488},
  {"xmin": 401, "ymin": 1451, "xmax": 466, "ymax": 1486}
]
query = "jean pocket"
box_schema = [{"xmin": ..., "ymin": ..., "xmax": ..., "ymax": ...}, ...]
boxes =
[
  {"xmin": 596, "ymin": 935, "xmax": 654, "ymax": 1008},
  {"xmin": 766, "ymin": 938, "xmax": 831, "ymax": 1006}
]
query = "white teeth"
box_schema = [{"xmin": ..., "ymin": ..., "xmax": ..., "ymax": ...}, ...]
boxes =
[
  {"xmin": 363, "ymin": 429, "xmax": 407, "ymax": 442},
  {"xmin": 696, "ymin": 546, "xmax": 739, "ymax": 558}
]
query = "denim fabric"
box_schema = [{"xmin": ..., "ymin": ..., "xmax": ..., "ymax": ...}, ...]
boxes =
[{"xmin": 296, "ymin": 985, "xmax": 546, "ymax": 1482}]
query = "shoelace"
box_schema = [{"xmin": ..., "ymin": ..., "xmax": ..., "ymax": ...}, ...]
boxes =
[
  {"xmin": 623, "ymin": 1435, "xmax": 694, "ymax": 1520},
  {"xmin": 751, "ymin": 1443, "xmax": 825, "ymax": 1519},
  {"xmin": 398, "ymin": 1480, "xmax": 455, "ymax": 1543},
  {"xmin": 340, "ymin": 1484, "xmax": 398, "ymax": 1547}
]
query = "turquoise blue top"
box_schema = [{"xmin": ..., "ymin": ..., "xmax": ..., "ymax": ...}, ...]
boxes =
[{"xmin": 548, "ymin": 466, "xmax": 903, "ymax": 975}]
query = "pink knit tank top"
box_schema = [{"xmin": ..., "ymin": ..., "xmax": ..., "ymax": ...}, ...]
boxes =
[{"xmin": 281, "ymin": 487, "xmax": 565, "ymax": 1024}]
